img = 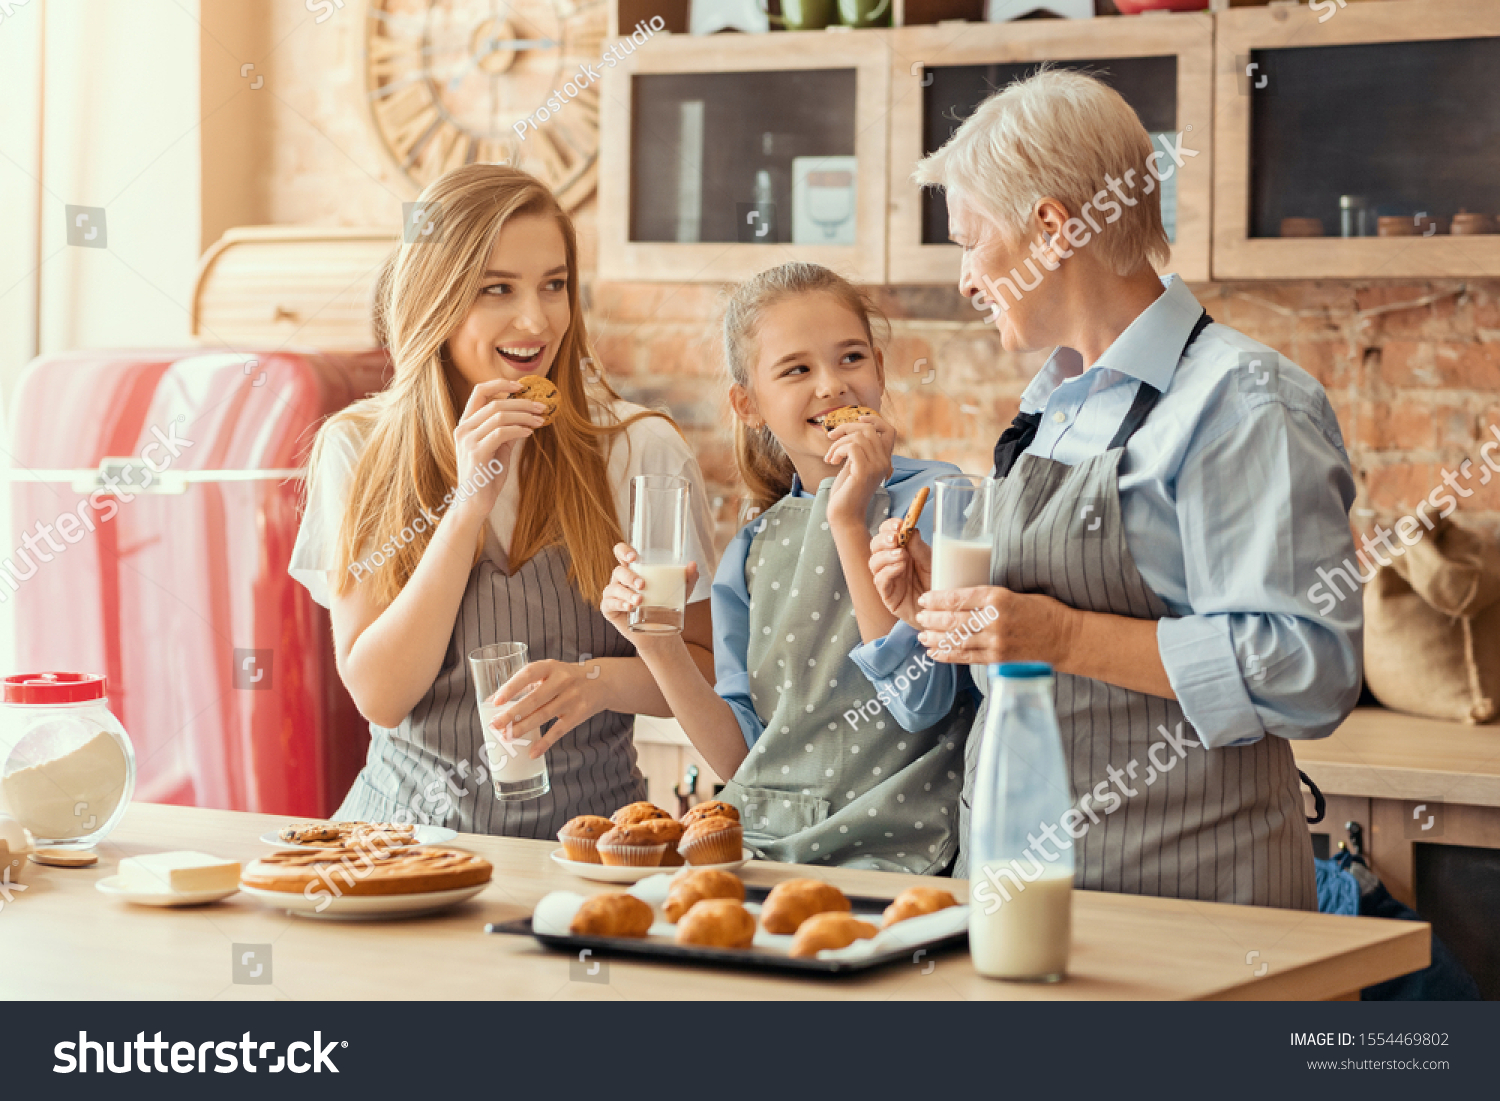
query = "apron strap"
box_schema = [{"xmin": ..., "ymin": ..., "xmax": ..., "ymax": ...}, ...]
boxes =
[
  {"xmin": 992, "ymin": 310, "xmax": 1214, "ymax": 477},
  {"xmin": 1299, "ymin": 769, "xmax": 1327, "ymax": 824}
]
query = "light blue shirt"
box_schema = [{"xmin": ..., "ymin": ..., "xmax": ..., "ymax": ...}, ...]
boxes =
[
  {"xmin": 712, "ymin": 456, "xmax": 975, "ymax": 749},
  {"xmin": 1011, "ymin": 274, "xmax": 1363, "ymax": 749}
]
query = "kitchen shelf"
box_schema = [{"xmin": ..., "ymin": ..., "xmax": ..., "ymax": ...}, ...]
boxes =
[
  {"xmin": 886, "ymin": 14, "xmax": 1214, "ymax": 284},
  {"xmin": 1213, "ymin": 0, "xmax": 1500, "ymax": 279},
  {"xmin": 598, "ymin": 30, "xmax": 890, "ymax": 283}
]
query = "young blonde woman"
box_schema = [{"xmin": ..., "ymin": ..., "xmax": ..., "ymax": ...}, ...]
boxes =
[{"xmin": 290, "ymin": 164, "xmax": 718, "ymax": 837}]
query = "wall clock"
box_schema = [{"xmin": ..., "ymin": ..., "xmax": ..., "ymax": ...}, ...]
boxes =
[{"xmin": 364, "ymin": 0, "xmax": 607, "ymax": 209}]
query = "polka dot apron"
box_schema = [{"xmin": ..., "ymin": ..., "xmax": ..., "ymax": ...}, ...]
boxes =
[{"xmin": 721, "ymin": 480, "xmax": 974, "ymax": 875}]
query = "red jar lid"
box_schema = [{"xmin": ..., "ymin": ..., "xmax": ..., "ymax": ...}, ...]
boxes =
[{"xmin": 4, "ymin": 672, "xmax": 107, "ymax": 704}]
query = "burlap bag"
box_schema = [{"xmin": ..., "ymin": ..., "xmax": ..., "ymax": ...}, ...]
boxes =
[{"xmin": 1363, "ymin": 514, "xmax": 1500, "ymax": 724}]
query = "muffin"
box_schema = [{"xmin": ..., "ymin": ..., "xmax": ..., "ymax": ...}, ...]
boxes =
[
  {"xmin": 635, "ymin": 817, "xmax": 686, "ymax": 867},
  {"xmin": 611, "ymin": 801, "xmax": 672, "ymax": 827},
  {"xmin": 557, "ymin": 815, "xmax": 614, "ymax": 864},
  {"xmin": 663, "ymin": 868, "xmax": 745, "ymax": 923},
  {"xmin": 817, "ymin": 405, "xmax": 879, "ymax": 433},
  {"xmin": 674, "ymin": 899, "xmax": 757, "ymax": 949},
  {"xmin": 789, "ymin": 912, "xmax": 878, "ymax": 958},
  {"xmin": 569, "ymin": 892, "xmax": 654, "ymax": 938},
  {"xmin": 514, "ymin": 374, "xmax": 560, "ymax": 426},
  {"xmin": 881, "ymin": 886, "xmax": 959, "ymax": 928},
  {"xmin": 680, "ymin": 800, "xmax": 740, "ymax": 827},
  {"xmin": 677, "ymin": 815, "xmax": 743, "ymax": 866},
  {"xmin": 596, "ymin": 824, "xmax": 667, "ymax": 867},
  {"xmin": 759, "ymin": 878, "xmax": 851, "ymax": 934}
]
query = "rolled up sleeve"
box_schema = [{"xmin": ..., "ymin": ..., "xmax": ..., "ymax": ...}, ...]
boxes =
[
  {"xmin": 1161, "ymin": 398, "xmax": 1363, "ymax": 749},
  {"xmin": 848, "ymin": 621, "xmax": 962, "ymax": 734},
  {"xmin": 710, "ymin": 524, "xmax": 765, "ymax": 750}
]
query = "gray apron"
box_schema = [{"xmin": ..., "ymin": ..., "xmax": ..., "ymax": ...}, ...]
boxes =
[
  {"xmin": 336, "ymin": 541, "xmax": 645, "ymax": 837},
  {"xmin": 956, "ymin": 315, "xmax": 1316, "ymax": 910},
  {"xmin": 722, "ymin": 479, "xmax": 974, "ymax": 875}
]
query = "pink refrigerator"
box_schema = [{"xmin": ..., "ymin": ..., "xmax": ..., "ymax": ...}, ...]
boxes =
[{"xmin": 7, "ymin": 348, "xmax": 389, "ymax": 816}]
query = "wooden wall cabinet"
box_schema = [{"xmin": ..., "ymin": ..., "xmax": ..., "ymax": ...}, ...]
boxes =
[
  {"xmin": 598, "ymin": 31, "xmax": 891, "ymax": 283},
  {"xmin": 1214, "ymin": 0, "xmax": 1500, "ymax": 279},
  {"xmin": 886, "ymin": 14, "xmax": 1214, "ymax": 285}
]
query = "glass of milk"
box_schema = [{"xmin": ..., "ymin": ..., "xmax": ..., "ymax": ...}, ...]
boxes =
[
  {"xmin": 968, "ymin": 662, "xmax": 1073, "ymax": 982},
  {"xmin": 930, "ymin": 475, "xmax": 995, "ymax": 593},
  {"xmin": 628, "ymin": 474, "xmax": 690, "ymax": 634},
  {"xmin": 468, "ymin": 642, "xmax": 549, "ymax": 801}
]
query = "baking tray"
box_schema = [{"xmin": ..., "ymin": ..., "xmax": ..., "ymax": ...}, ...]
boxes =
[{"xmin": 485, "ymin": 886, "xmax": 970, "ymax": 976}]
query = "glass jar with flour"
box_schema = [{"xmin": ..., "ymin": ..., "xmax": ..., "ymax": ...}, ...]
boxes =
[{"xmin": 0, "ymin": 673, "xmax": 135, "ymax": 849}]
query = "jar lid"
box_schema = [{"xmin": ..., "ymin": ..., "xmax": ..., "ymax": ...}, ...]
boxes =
[{"xmin": 4, "ymin": 672, "xmax": 107, "ymax": 704}]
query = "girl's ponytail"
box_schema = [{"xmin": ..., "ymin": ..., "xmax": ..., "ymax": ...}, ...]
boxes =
[{"xmin": 722, "ymin": 261, "xmax": 888, "ymax": 521}]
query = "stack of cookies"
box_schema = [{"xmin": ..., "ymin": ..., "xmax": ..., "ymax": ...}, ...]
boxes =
[{"xmin": 558, "ymin": 800, "xmax": 743, "ymax": 868}]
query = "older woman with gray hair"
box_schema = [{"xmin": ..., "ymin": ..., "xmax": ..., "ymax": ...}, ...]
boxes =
[{"xmin": 870, "ymin": 69, "xmax": 1362, "ymax": 909}]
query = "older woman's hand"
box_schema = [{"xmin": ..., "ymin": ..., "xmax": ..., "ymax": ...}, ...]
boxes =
[
  {"xmin": 869, "ymin": 518, "xmax": 931, "ymax": 628},
  {"xmin": 915, "ymin": 585, "xmax": 1080, "ymax": 667}
]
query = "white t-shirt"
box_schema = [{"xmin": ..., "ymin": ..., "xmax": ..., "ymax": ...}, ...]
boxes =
[{"xmin": 289, "ymin": 395, "xmax": 719, "ymax": 610}]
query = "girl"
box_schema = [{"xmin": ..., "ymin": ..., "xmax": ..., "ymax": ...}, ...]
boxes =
[
  {"xmin": 290, "ymin": 164, "xmax": 719, "ymax": 837},
  {"xmin": 602, "ymin": 262, "xmax": 975, "ymax": 875}
]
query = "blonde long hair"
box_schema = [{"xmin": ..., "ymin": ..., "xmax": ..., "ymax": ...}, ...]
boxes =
[
  {"xmin": 311, "ymin": 164, "xmax": 668, "ymax": 606},
  {"xmin": 721, "ymin": 262, "xmax": 889, "ymax": 517}
]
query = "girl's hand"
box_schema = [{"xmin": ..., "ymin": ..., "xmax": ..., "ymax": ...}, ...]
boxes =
[
  {"xmin": 915, "ymin": 585, "xmax": 1079, "ymax": 667},
  {"xmin": 869, "ymin": 517, "xmax": 931, "ymax": 628},
  {"xmin": 451, "ymin": 378, "xmax": 549, "ymax": 524},
  {"xmin": 601, "ymin": 542, "xmax": 699, "ymax": 649},
  {"xmin": 824, "ymin": 414, "xmax": 895, "ymax": 527},
  {"xmin": 484, "ymin": 658, "xmax": 605, "ymax": 759}
]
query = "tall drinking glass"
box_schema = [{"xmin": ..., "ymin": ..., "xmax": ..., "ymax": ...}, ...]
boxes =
[
  {"xmin": 930, "ymin": 475, "xmax": 995, "ymax": 592},
  {"xmin": 469, "ymin": 642, "xmax": 549, "ymax": 801},
  {"xmin": 629, "ymin": 474, "xmax": 689, "ymax": 634}
]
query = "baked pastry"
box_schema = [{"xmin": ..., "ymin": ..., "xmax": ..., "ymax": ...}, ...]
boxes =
[
  {"xmin": 610, "ymin": 801, "xmax": 672, "ymax": 827},
  {"xmin": 895, "ymin": 485, "xmax": 930, "ymax": 549},
  {"xmin": 817, "ymin": 405, "xmax": 879, "ymax": 433},
  {"xmin": 275, "ymin": 821, "xmax": 418, "ymax": 849},
  {"xmin": 634, "ymin": 817, "xmax": 686, "ymax": 867},
  {"xmin": 557, "ymin": 815, "xmax": 614, "ymax": 864},
  {"xmin": 759, "ymin": 878, "xmax": 851, "ymax": 934},
  {"xmin": 674, "ymin": 898, "xmax": 756, "ymax": 949},
  {"xmin": 789, "ymin": 912, "xmax": 878, "ymax": 958},
  {"xmin": 240, "ymin": 846, "xmax": 491, "ymax": 896},
  {"xmin": 677, "ymin": 815, "xmax": 743, "ymax": 866},
  {"xmin": 680, "ymin": 800, "xmax": 740, "ymax": 826},
  {"xmin": 662, "ymin": 868, "xmax": 745, "ymax": 923},
  {"xmin": 881, "ymin": 886, "xmax": 960, "ymax": 928},
  {"xmin": 596, "ymin": 825, "xmax": 667, "ymax": 867},
  {"xmin": 569, "ymin": 892, "xmax": 654, "ymax": 938},
  {"xmin": 515, "ymin": 374, "xmax": 560, "ymax": 425}
]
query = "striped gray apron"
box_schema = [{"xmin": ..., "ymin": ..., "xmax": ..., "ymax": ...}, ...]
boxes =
[
  {"xmin": 336, "ymin": 542, "xmax": 645, "ymax": 837},
  {"xmin": 956, "ymin": 314, "xmax": 1316, "ymax": 910},
  {"xmin": 722, "ymin": 481, "xmax": 972, "ymax": 875}
]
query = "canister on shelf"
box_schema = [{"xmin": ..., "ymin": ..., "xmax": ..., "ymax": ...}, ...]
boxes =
[
  {"xmin": 1279, "ymin": 217, "xmax": 1324, "ymax": 237},
  {"xmin": 1339, "ymin": 195, "xmax": 1371, "ymax": 238}
]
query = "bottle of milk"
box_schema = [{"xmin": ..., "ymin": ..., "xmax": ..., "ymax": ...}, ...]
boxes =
[{"xmin": 968, "ymin": 662, "xmax": 1073, "ymax": 981}]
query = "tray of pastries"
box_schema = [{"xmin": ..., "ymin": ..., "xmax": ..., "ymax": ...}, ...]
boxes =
[{"xmin": 488, "ymin": 870, "xmax": 968, "ymax": 976}]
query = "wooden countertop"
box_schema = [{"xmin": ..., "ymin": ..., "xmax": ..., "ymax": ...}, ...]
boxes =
[
  {"xmin": 1293, "ymin": 707, "xmax": 1500, "ymax": 807},
  {"xmin": 0, "ymin": 803, "xmax": 1427, "ymax": 1001}
]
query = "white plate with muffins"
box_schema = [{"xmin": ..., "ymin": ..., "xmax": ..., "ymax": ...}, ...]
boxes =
[{"xmin": 553, "ymin": 800, "xmax": 748, "ymax": 882}]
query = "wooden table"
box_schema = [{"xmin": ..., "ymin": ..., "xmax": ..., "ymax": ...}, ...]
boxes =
[
  {"xmin": 0, "ymin": 803, "xmax": 1428, "ymax": 1001},
  {"xmin": 1295, "ymin": 706, "xmax": 1500, "ymax": 908}
]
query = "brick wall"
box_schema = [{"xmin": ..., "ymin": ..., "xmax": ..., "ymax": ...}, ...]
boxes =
[{"xmin": 586, "ymin": 278, "xmax": 1500, "ymax": 553}]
